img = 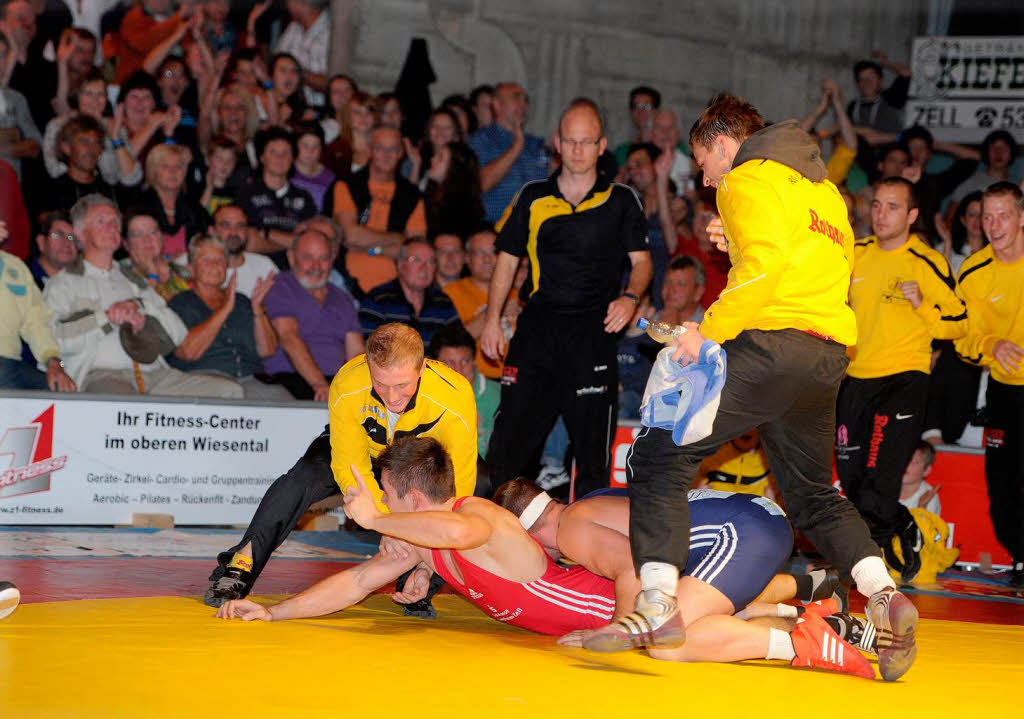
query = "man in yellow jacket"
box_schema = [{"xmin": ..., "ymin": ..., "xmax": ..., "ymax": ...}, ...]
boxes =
[
  {"xmin": 587, "ymin": 94, "xmax": 918, "ymax": 683},
  {"xmin": 205, "ymin": 323, "xmax": 478, "ymax": 613},
  {"xmin": 954, "ymin": 181, "xmax": 1024, "ymax": 588},
  {"xmin": 837, "ymin": 176, "xmax": 967, "ymax": 585}
]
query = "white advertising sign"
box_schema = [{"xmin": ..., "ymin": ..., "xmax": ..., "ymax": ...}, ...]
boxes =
[
  {"xmin": 909, "ymin": 36, "xmax": 1024, "ymax": 142},
  {"xmin": 0, "ymin": 393, "xmax": 328, "ymax": 525}
]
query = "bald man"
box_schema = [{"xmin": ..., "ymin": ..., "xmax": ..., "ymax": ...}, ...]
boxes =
[{"xmin": 481, "ymin": 99, "xmax": 652, "ymax": 499}]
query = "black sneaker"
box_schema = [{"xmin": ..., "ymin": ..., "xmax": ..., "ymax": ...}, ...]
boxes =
[
  {"xmin": 204, "ymin": 567, "xmax": 253, "ymax": 608},
  {"xmin": 896, "ymin": 518, "xmax": 923, "ymax": 584}
]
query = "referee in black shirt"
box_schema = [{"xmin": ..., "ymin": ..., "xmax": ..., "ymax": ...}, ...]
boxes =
[{"xmin": 481, "ymin": 98, "xmax": 652, "ymax": 498}]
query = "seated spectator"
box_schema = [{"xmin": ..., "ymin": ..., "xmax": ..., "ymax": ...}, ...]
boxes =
[
  {"xmin": 690, "ymin": 190, "xmax": 730, "ymax": 306},
  {"xmin": 290, "ymin": 122, "xmax": 335, "ymax": 212},
  {"xmin": 940, "ymin": 190, "xmax": 987, "ymax": 274},
  {"xmin": 321, "ymin": 73, "xmax": 357, "ymax": 144},
  {"xmin": 405, "ymin": 107, "xmax": 462, "ymax": 185},
  {"xmin": 136, "ymin": 143, "xmax": 210, "ymax": 256},
  {"xmin": 322, "ymin": 90, "xmax": 376, "ymax": 178},
  {"xmin": 359, "ymin": 237, "xmax": 460, "ymax": 345},
  {"xmin": 947, "ymin": 130, "xmax": 1020, "ymax": 219},
  {"xmin": 210, "ymin": 204, "xmax": 278, "ymax": 298},
  {"xmin": 899, "ymin": 442, "xmax": 941, "ymax": 516},
  {"xmin": 113, "ymin": 71, "xmax": 175, "ymax": 182},
  {"xmin": 655, "ymin": 255, "xmax": 706, "ymax": 325},
  {"xmin": 377, "ymin": 92, "xmax": 403, "ymax": 132},
  {"xmin": 441, "ymin": 93, "xmax": 474, "ymax": 137},
  {"xmin": 51, "ymin": 28, "xmax": 101, "ymax": 120},
  {"xmin": 428, "ymin": 323, "xmax": 500, "ymax": 492},
  {"xmin": 201, "ymin": 0, "xmax": 237, "ymax": 56},
  {"xmin": 149, "ymin": 54, "xmax": 199, "ymax": 149},
  {"xmin": 200, "ymin": 136, "xmax": 241, "ymax": 214},
  {"xmin": 443, "ymin": 228, "xmax": 516, "ymax": 379},
  {"xmin": 0, "ymin": 31, "xmax": 42, "ymax": 180},
  {"xmin": 852, "ymin": 142, "xmax": 911, "ymax": 236},
  {"xmin": 275, "ymin": 0, "xmax": 329, "ymax": 106},
  {"xmin": 267, "ymin": 52, "xmax": 314, "ymax": 124},
  {"xmin": 468, "ymin": 82, "xmax": 548, "ymax": 223},
  {"xmin": 612, "ymin": 85, "xmax": 659, "ymax": 167},
  {"xmin": 424, "ymin": 141, "xmax": 485, "ymax": 239},
  {"xmin": 469, "ymin": 85, "xmax": 493, "ymax": 132},
  {"xmin": 0, "ymin": 219, "xmax": 76, "ymax": 392},
  {"xmin": 625, "ymin": 142, "xmax": 675, "ymax": 306},
  {"xmin": 650, "ymin": 109, "xmax": 692, "ymax": 196},
  {"xmin": 115, "ymin": 0, "xmax": 190, "ymax": 84},
  {"xmin": 898, "ymin": 126, "xmax": 979, "ymax": 243},
  {"xmin": 201, "ymin": 84, "xmax": 260, "ymax": 191},
  {"xmin": 331, "ymin": 125, "xmax": 427, "ymax": 293},
  {"xmin": 168, "ymin": 234, "xmax": 292, "ymax": 401},
  {"xmin": 47, "ymin": 115, "xmax": 118, "ymax": 213},
  {"xmin": 44, "ymin": 70, "xmax": 135, "ymax": 188},
  {"xmin": 29, "ymin": 212, "xmax": 78, "ymax": 288},
  {"xmin": 847, "ymin": 52, "xmax": 911, "ymax": 133},
  {"xmin": 120, "ymin": 209, "xmax": 191, "ymax": 302},
  {"xmin": 1, "ymin": 0, "xmax": 57, "ymax": 129},
  {"xmin": 43, "ymin": 194, "xmax": 241, "ymax": 397},
  {"xmin": 432, "ymin": 233, "xmax": 465, "ymax": 288},
  {"xmin": 236, "ymin": 126, "xmax": 316, "ymax": 263},
  {"xmin": 261, "ymin": 229, "xmax": 363, "ymax": 401},
  {"xmin": 293, "ymin": 214, "xmax": 358, "ymax": 301}
]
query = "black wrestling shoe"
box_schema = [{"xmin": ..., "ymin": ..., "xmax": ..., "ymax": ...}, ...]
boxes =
[
  {"xmin": 204, "ymin": 567, "xmax": 253, "ymax": 608},
  {"xmin": 396, "ymin": 571, "xmax": 446, "ymax": 619},
  {"xmin": 896, "ymin": 518, "xmax": 923, "ymax": 585},
  {"xmin": 823, "ymin": 612, "xmax": 877, "ymax": 656}
]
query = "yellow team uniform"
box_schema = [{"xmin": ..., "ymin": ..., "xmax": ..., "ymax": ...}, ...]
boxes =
[
  {"xmin": 848, "ymin": 234, "xmax": 968, "ymax": 378},
  {"xmin": 703, "ymin": 158, "xmax": 857, "ymax": 346},
  {"xmin": 955, "ymin": 246, "xmax": 1024, "ymax": 385},
  {"xmin": 698, "ymin": 442, "xmax": 774, "ymax": 497},
  {"xmin": 328, "ymin": 356, "xmax": 478, "ymax": 510}
]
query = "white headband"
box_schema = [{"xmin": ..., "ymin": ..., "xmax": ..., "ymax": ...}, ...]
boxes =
[{"xmin": 519, "ymin": 491, "xmax": 553, "ymax": 530}]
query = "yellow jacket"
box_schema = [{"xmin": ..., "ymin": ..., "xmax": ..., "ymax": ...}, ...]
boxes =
[
  {"xmin": 703, "ymin": 158, "xmax": 857, "ymax": 346},
  {"xmin": 848, "ymin": 234, "xmax": 967, "ymax": 378},
  {"xmin": 328, "ymin": 356, "xmax": 478, "ymax": 511},
  {"xmin": 0, "ymin": 251, "xmax": 59, "ymax": 364},
  {"xmin": 955, "ymin": 246, "xmax": 1024, "ymax": 386}
]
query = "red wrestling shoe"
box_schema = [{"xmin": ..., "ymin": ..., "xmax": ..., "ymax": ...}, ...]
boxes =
[{"xmin": 790, "ymin": 612, "xmax": 874, "ymax": 680}]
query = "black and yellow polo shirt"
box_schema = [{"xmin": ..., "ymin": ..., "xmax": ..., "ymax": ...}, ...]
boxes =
[
  {"xmin": 328, "ymin": 355, "xmax": 478, "ymax": 511},
  {"xmin": 495, "ymin": 171, "xmax": 649, "ymax": 314}
]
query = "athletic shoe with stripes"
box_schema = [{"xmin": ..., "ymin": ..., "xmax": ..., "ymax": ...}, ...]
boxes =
[
  {"xmin": 823, "ymin": 612, "xmax": 878, "ymax": 656},
  {"xmin": 790, "ymin": 612, "xmax": 875, "ymax": 680},
  {"xmin": 868, "ymin": 587, "xmax": 918, "ymax": 681},
  {"xmin": 582, "ymin": 589, "xmax": 686, "ymax": 652},
  {"xmin": 0, "ymin": 581, "xmax": 20, "ymax": 620}
]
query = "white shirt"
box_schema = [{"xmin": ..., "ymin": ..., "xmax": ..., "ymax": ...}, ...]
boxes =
[
  {"xmin": 84, "ymin": 261, "xmax": 155, "ymax": 372},
  {"xmin": 276, "ymin": 11, "xmax": 330, "ymax": 107},
  {"xmin": 225, "ymin": 253, "xmax": 278, "ymax": 298},
  {"xmin": 899, "ymin": 481, "xmax": 941, "ymax": 516}
]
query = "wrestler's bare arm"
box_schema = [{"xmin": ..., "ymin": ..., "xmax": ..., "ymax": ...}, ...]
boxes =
[
  {"xmin": 217, "ymin": 551, "xmax": 420, "ymax": 622},
  {"xmin": 557, "ymin": 516, "xmax": 641, "ymax": 619}
]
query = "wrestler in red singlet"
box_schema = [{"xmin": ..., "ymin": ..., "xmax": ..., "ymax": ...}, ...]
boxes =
[{"xmin": 431, "ymin": 499, "xmax": 616, "ymax": 635}]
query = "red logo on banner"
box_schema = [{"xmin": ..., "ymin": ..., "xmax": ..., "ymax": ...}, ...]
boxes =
[{"xmin": 0, "ymin": 405, "xmax": 68, "ymax": 499}]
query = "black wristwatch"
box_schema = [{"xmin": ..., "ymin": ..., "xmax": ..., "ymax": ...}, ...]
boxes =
[{"xmin": 622, "ymin": 292, "xmax": 640, "ymax": 304}]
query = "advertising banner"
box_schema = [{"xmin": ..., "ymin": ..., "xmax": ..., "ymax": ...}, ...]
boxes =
[{"xmin": 0, "ymin": 393, "xmax": 327, "ymax": 525}]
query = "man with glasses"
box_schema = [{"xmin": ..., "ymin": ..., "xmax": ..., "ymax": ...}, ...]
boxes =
[
  {"xmin": 612, "ymin": 85, "xmax": 661, "ymax": 168},
  {"xmin": 359, "ymin": 238, "xmax": 461, "ymax": 346},
  {"xmin": 331, "ymin": 126, "xmax": 427, "ymax": 295},
  {"xmin": 29, "ymin": 212, "xmax": 79, "ymax": 288},
  {"xmin": 211, "ymin": 204, "xmax": 277, "ymax": 299},
  {"xmin": 481, "ymin": 98, "xmax": 652, "ymax": 500},
  {"xmin": 468, "ymin": 82, "xmax": 548, "ymax": 223}
]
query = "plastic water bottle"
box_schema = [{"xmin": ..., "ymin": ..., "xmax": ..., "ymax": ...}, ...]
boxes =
[{"xmin": 637, "ymin": 317, "xmax": 686, "ymax": 344}]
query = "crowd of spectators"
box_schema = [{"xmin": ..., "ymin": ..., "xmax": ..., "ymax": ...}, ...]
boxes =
[{"xmin": 2, "ymin": 2, "xmax": 1023, "ymax": 582}]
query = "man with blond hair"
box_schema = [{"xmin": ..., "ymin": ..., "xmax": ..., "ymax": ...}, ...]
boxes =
[{"xmin": 205, "ymin": 322, "xmax": 478, "ymax": 611}]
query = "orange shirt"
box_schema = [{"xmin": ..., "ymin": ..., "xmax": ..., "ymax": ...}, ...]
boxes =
[
  {"xmin": 334, "ymin": 180, "xmax": 427, "ymax": 293},
  {"xmin": 444, "ymin": 277, "xmax": 517, "ymax": 379}
]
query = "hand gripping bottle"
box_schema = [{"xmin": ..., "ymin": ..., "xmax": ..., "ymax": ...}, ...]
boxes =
[{"xmin": 636, "ymin": 317, "xmax": 686, "ymax": 344}]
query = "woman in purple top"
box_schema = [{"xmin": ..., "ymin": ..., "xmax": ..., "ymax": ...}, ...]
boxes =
[
  {"xmin": 262, "ymin": 229, "xmax": 364, "ymax": 401},
  {"xmin": 290, "ymin": 122, "xmax": 336, "ymax": 213}
]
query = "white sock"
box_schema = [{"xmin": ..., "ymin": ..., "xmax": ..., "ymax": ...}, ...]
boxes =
[
  {"xmin": 776, "ymin": 603, "xmax": 799, "ymax": 618},
  {"xmin": 851, "ymin": 556, "xmax": 895, "ymax": 598},
  {"xmin": 639, "ymin": 562, "xmax": 679, "ymax": 596},
  {"xmin": 765, "ymin": 628, "xmax": 796, "ymax": 661}
]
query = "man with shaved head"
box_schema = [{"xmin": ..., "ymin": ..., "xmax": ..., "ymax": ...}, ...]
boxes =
[
  {"xmin": 468, "ymin": 82, "xmax": 549, "ymax": 223},
  {"xmin": 481, "ymin": 98, "xmax": 652, "ymax": 499}
]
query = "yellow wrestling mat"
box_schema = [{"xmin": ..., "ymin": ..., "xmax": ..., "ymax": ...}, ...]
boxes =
[{"xmin": 1, "ymin": 594, "xmax": 1019, "ymax": 718}]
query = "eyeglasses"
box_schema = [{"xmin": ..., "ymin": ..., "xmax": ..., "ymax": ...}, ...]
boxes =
[
  {"xmin": 48, "ymin": 231, "xmax": 76, "ymax": 243},
  {"xmin": 632, "ymin": 103, "xmax": 653, "ymax": 111},
  {"xmin": 162, "ymin": 69, "xmax": 185, "ymax": 79},
  {"xmin": 403, "ymin": 255, "xmax": 436, "ymax": 266},
  {"xmin": 559, "ymin": 137, "xmax": 600, "ymax": 150}
]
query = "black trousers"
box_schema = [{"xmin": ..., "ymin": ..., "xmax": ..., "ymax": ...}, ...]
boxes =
[
  {"xmin": 836, "ymin": 371, "xmax": 929, "ymax": 545},
  {"xmin": 214, "ymin": 428, "xmax": 338, "ymax": 582},
  {"xmin": 627, "ymin": 329, "xmax": 879, "ymax": 579},
  {"xmin": 486, "ymin": 308, "xmax": 618, "ymax": 498},
  {"xmin": 924, "ymin": 342, "xmax": 982, "ymax": 444},
  {"xmin": 984, "ymin": 379, "xmax": 1024, "ymax": 564}
]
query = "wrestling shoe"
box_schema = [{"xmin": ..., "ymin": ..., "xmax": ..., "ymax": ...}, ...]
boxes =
[
  {"xmin": 582, "ymin": 589, "xmax": 686, "ymax": 652},
  {"xmin": 896, "ymin": 517, "xmax": 923, "ymax": 584},
  {"xmin": 536, "ymin": 465, "xmax": 570, "ymax": 491},
  {"xmin": 824, "ymin": 612, "xmax": 878, "ymax": 656},
  {"xmin": 867, "ymin": 586, "xmax": 918, "ymax": 681},
  {"xmin": 204, "ymin": 566, "xmax": 253, "ymax": 608},
  {"xmin": 790, "ymin": 612, "xmax": 874, "ymax": 679},
  {"xmin": 395, "ymin": 571, "xmax": 446, "ymax": 619},
  {"xmin": 0, "ymin": 581, "xmax": 20, "ymax": 620}
]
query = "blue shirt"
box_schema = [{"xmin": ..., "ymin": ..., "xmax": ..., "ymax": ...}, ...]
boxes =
[
  {"xmin": 358, "ymin": 279, "xmax": 461, "ymax": 345},
  {"xmin": 167, "ymin": 291, "xmax": 263, "ymax": 378},
  {"xmin": 468, "ymin": 123, "xmax": 548, "ymax": 222}
]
